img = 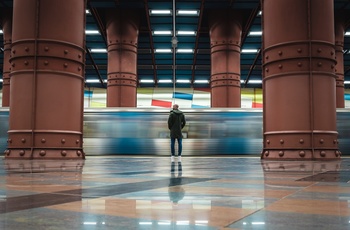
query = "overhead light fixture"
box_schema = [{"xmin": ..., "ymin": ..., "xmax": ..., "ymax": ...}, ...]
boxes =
[
  {"xmin": 176, "ymin": 79, "xmax": 190, "ymax": 83},
  {"xmin": 194, "ymin": 80, "xmax": 209, "ymax": 83},
  {"xmin": 177, "ymin": 10, "xmax": 199, "ymax": 16},
  {"xmin": 258, "ymin": 11, "xmax": 262, "ymax": 16},
  {"xmin": 0, "ymin": 30, "xmax": 3, "ymax": 34},
  {"xmin": 90, "ymin": 48, "xmax": 107, "ymax": 53},
  {"xmin": 249, "ymin": 31, "xmax": 262, "ymax": 36},
  {"xmin": 177, "ymin": 49, "xmax": 194, "ymax": 53},
  {"xmin": 344, "ymin": 81, "xmax": 350, "ymax": 84},
  {"xmin": 177, "ymin": 31, "xmax": 196, "ymax": 35},
  {"xmin": 86, "ymin": 9, "xmax": 90, "ymax": 14},
  {"xmin": 139, "ymin": 79, "xmax": 155, "ymax": 83},
  {"xmin": 247, "ymin": 80, "xmax": 262, "ymax": 84},
  {"xmin": 155, "ymin": 49, "xmax": 172, "ymax": 53},
  {"xmin": 149, "ymin": 10, "xmax": 172, "ymax": 15},
  {"xmin": 158, "ymin": 79, "xmax": 172, "ymax": 83},
  {"xmin": 153, "ymin": 31, "xmax": 172, "ymax": 35},
  {"xmin": 86, "ymin": 79, "xmax": 100, "ymax": 83},
  {"xmin": 345, "ymin": 32, "xmax": 350, "ymax": 36},
  {"xmin": 241, "ymin": 49, "xmax": 259, "ymax": 53},
  {"xmin": 85, "ymin": 30, "xmax": 100, "ymax": 35}
]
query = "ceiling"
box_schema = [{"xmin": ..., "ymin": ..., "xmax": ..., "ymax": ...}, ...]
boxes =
[{"xmin": 1, "ymin": 0, "xmax": 350, "ymax": 89}]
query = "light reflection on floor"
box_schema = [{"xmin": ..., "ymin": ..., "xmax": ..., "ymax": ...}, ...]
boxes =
[{"xmin": 0, "ymin": 156, "xmax": 349, "ymax": 229}]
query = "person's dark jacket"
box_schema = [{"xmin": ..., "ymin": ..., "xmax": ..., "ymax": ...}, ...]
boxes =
[{"xmin": 168, "ymin": 109, "xmax": 186, "ymax": 138}]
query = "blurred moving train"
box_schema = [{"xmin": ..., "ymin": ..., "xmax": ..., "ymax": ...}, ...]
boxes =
[{"xmin": 0, "ymin": 108, "xmax": 349, "ymax": 156}]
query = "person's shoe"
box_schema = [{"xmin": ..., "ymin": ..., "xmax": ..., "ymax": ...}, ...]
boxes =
[
  {"xmin": 171, "ymin": 156, "xmax": 175, "ymax": 162},
  {"xmin": 178, "ymin": 156, "xmax": 182, "ymax": 162}
]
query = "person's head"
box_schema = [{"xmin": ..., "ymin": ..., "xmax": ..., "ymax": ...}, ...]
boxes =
[{"xmin": 172, "ymin": 104, "xmax": 179, "ymax": 110}]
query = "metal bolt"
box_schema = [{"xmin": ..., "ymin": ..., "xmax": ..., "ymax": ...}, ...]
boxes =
[
  {"xmin": 264, "ymin": 151, "xmax": 269, "ymax": 156},
  {"xmin": 278, "ymin": 151, "xmax": 284, "ymax": 157},
  {"xmin": 320, "ymin": 139, "xmax": 324, "ymax": 144},
  {"xmin": 280, "ymin": 139, "xmax": 284, "ymax": 144},
  {"xmin": 299, "ymin": 151, "xmax": 306, "ymax": 157},
  {"xmin": 299, "ymin": 139, "xmax": 304, "ymax": 144},
  {"xmin": 61, "ymin": 139, "xmax": 66, "ymax": 144},
  {"xmin": 44, "ymin": 46, "xmax": 49, "ymax": 51},
  {"xmin": 320, "ymin": 151, "xmax": 326, "ymax": 157},
  {"xmin": 19, "ymin": 150, "xmax": 25, "ymax": 156},
  {"xmin": 39, "ymin": 150, "xmax": 46, "ymax": 156},
  {"xmin": 41, "ymin": 138, "xmax": 46, "ymax": 143},
  {"xmin": 61, "ymin": 151, "xmax": 67, "ymax": 157}
]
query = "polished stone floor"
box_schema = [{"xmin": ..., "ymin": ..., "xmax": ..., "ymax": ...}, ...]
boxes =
[{"xmin": 0, "ymin": 156, "xmax": 350, "ymax": 230}]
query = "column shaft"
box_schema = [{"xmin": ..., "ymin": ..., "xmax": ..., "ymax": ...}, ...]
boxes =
[
  {"xmin": 1, "ymin": 10, "xmax": 12, "ymax": 107},
  {"xmin": 261, "ymin": 0, "xmax": 339, "ymax": 160},
  {"xmin": 209, "ymin": 11, "xmax": 241, "ymax": 108},
  {"xmin": 106, "ymin": 10, "xmax": 139, "ymax": 107},
  {"xmin": 335, "ymin": 18, "xmax": 345, "ymax": 108},
  {"xmin": 5, "ymin": 0, "xmax": 86, "ymax": 159}
]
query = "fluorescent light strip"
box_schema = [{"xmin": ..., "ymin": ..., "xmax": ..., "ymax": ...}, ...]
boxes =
[
  {"xmin": 345, "ymin": 32, "xmax": 350, "ymax": 36},
  {"xmin": 86, "ymin": 79, "xmax": 100, "ymax": 83},
  {"xmin": 153, "ymin": 31, "xmax": 172, "ymax": 35},
  {"xmin": 158, "ymin": 80, "xmax": 172, "ymax": 83},
  {"xmin": 249, "ymin": 31, "xmax": 262, "ymax": 36},
  {"xmin": 85, "ymin": 30, "xmax": 100, "ymax": 35},
  {"xmin": 194, "ymin": 80, "xmax": 209, "ymax": 83},
  {"xmin": 90, "ymin": 48, "xmax": 107, "ymax": 53},
  {"xmin": 140, "ymin": 79, "xmax": 154, "ymax": 83},
  {"xmin": 86, "ymin": 9, "xmax": 90, "ymax": 14},
  {"xmin": 177, "ymin": 31, "xmax": 196, "ymax": 35},
  {"xmin": 241, "ymin": 49, "xmax": 259, "ymax": 53},
  {"xmin": 0, "ymin": 30, "xmax": 3, "ymax": 34},
  {"xmin": 150, "ymin": 10, "xmax": 171, "ymax": 15},
  {"xmin": 177, "ymin": 49, "xmax": 193, "ymax": 53},
  {"xmin": 176, "ymin": 80, "xmax": 190, "ymax": 83},
  {"xmin": 344, "ymin": 81, "xmax": 350, "ymax": 84},
  {"xmin": 155, "ymin": 49, "xmax": 172, "ymax": 53},
  {"xmin": 177, "ymin": 10, "xmax": 199, "ymax": 15}
]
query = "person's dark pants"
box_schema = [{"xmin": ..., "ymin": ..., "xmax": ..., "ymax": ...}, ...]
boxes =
[{"xmin": 171, "ymin": 138, "xmax": 182, "ymax": 156}]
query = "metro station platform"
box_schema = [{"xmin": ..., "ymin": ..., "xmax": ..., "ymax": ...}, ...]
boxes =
[{"xmin": 0, "ymin": 156, "xmax": 349, "ymax": 230}]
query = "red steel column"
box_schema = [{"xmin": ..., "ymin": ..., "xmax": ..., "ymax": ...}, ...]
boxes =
[
  {"xmin": 209, "ymin": 11, "xmax": 241, "ymax": 108},
  {"xmin": 106, "ymin": 10, "xmax": 139, "ymax": 107},
  {"xmin": 1, "ymin": 10, "xmax": 12, "ymax": 107},
  {"xmin": 5, "ymin": 0, "xmax": 86, "ymax": 159},
  {"xmin": 335, "ymin": 18, "xmax": 345, "ymax": 108},
  {"xmin": 261, "ymin": 0, "xmax": 340, "ymax": 160}
]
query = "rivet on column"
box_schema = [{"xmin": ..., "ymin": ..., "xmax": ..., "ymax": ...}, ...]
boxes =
[
  {"xmin": 297, "ymin": 48, "xmax": 302, "ymax": 53},
  {"xmin": 299, "ymin": 139, "xmax": 304, "ymax": 144},
  {"xmin": 39, "ymin": 150, "xmax": 46, "ymax": 156},
  {"xmin": 266, "ymin": 140, "xmax": 270, "ymax": 144},
  {"xmin": 278, "ymin": 151, "xmax": 284, "ymax": 157},
  {"xmin": 320, "ymin": 151, "xmax": 326, "ymax": 157},
  {"xmin": 319, "ymin": 139, "xmax": 324, "ymax": 144},
  {"xmin": 64, "ymin": 50, "xmax": 68, "ymax": 54},
  {"xmin": 19, "ymin": 150, "xmax": 25, "ymax": 156},
  {"xmin": 318, "ymin": 62, "xmax": 322, "ymax": 67},
  {"xmin": 77, "ymin": 150, "xmax": 82, "ymax": 156},
  {"xmin": 44, "ymin": 61, "xmax": 49, "ymax": 65},
  {"xmin": 299, "ymin": 151, "xmax": 305, "ymax": 157},
  {"xmin": 61, "ymin": 139, "xmax": 66, "ymax": 144},
  {"xmin": 61, "ymin": 150, "xmax": 67, "ymax": 156},
  {"xmin": 298, "ymin": 62, "xmax": 302, "ymax": 67},
  {"xmin": 64, "ymin": 63, "xmax": 68, "ymax": 67},
  {"xmin": 44, "ymin": 46, "xmax": 49, "ymax": 51},
  {"xmin": 21, "ymin": 138, "xmax": 26, "ymax": 143},
  {"xmin": 264, "ymin": 151, "xmax": 269, "ymax": 156},
  {"xmin": 280, "ymin": 139, "xmax": 284, "ymax": 144},
  {"xmin": 41, "ymin": 138, "xmax": 46, "ymax": 143}
]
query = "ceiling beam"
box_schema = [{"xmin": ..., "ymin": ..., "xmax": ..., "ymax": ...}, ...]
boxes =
[
  {"xmin": 191, "ymin": 0, "xmax": 205, "ymax": 87},
  {"xmin": 241, "ymin": 2, "xmax": 261, "ymax": 46},
  {"xmin": 143, "ymin": 0, "xmax": 158, "ymax": 86},
  {"xmin": 87, "ymin": 2, "xmax": 107, "ymax": 46},
  {"xmin": 86, "ymin": 47, "xmax": 106, "ymax": 88},
  {"xmin": 243, "ymin": 49, "xmax": 261, "ymax": 88}
]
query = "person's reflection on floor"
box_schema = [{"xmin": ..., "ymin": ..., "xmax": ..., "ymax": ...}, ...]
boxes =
[{"xmin": 168, "ymin": 162, "xmax": 185, "ymax": 204}]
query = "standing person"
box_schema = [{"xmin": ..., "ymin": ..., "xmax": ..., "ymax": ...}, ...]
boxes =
[{"xmin": 168, "ymin": 104, "xmax": 186, "ymax": 162}]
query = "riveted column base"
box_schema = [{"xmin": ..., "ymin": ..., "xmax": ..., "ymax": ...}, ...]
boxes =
[
  {"xmin": 4, "ymin": 149, "xmax": 85, "ymax": 160},
  {"xmin": 261, "ymin": 149, "xmax": 341, "ymax": 160}
]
